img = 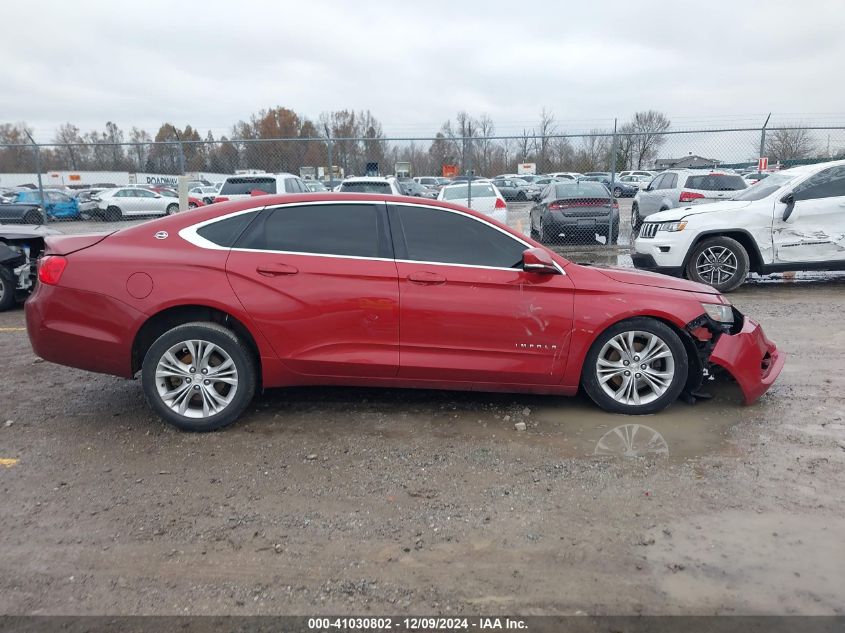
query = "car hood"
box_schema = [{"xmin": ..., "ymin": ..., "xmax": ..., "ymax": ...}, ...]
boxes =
[
  {"xmin": 646, "ymin": 200, "xmax": 753, "ymax": 222},
  {"xmin": 593, "ymin": 265, "xmax": 719, "ymax": 294}
]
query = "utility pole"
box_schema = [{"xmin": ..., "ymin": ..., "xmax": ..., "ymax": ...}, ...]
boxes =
[
  {"xmin": 759, "ymin": 113, "xmax": 771, "ymax": 165},
  {"xmin": 324, "ymin": 124, "xmax": 333, "ymax": 185},
  {"xmin": 24, "ymin": 130, "xmax": 46, "ymax": 223}
]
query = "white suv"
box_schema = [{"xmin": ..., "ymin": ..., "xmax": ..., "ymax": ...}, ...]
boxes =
[
  {"xmin": 216, "ymin": 173, "xmax": 308, "ymax": 202},
  {"xmin": 632, "ymin": 170, "xmax": 747, "ymax": 231},
  {"xmin": 338, "ymin": 177, "xmax": 404, "ymax": 195},
  {"xmin": 632, "ymin": 160, "xmax": 845, "ymax": 292}
]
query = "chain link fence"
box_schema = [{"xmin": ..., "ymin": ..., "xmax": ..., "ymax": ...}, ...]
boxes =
[{"xmin": 1, "ymin": 126, "xmax": 844, "ymax": 262}]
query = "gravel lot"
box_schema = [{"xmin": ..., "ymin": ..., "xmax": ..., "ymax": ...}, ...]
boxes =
[{"xmin": 1, "ymin": 208, "xmax": 844, "ymax": 616}]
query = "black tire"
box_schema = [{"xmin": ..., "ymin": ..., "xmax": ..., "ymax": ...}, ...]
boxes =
[
  {"xmin": 613, "ymin": 187, "xmax": 622, "ymax": 198},
  {"xmin": 188, "ymin": 201, "xmax": 198, "ymax": 209},
  {"xmin": 166, "ymin": 203, "xmax": 180, "ymax": 215},
  {"xmin": 203, "ymin": 197, "xmax": 214, "ymax": 205},
  {"xmin": 517, "ymin": 191, "xmax": 527, "ymax": 201},
  {"xmin": 141, "ymin": 322, "xmax": 257, "ymax": 432},
  {"xmin": 23, "ymin": 209, "xmax": 43, "ymax": 224},
  {"xmin": 581, "ymin": 317, "xmax": 689, "ymax": 415},
  {"xmin": 685, "ymin": 236, "xmax": 750, "ymax": 293},
  {"xmin": 631, "ymin": 204, "xmax": 641, "ymax": 233},
  {"xmin": 105, "ymin": 206, "xmax": 122, "ymax": 222},
  {"xmin": 0, "ymin": 265, "xmax": 16, "ymax": 312}
]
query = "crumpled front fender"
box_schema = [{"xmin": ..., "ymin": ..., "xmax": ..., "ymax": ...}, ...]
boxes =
[{"xmin": 709, "ymin": 315, "xmax": 785, "ymax": 404}]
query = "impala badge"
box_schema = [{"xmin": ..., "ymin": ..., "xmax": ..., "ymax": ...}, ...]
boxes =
[{"xmin": 154, "ymin": 231, "xmax": 169, "ymax": 240}]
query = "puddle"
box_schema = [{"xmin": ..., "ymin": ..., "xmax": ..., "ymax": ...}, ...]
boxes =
[{"xmin": 244, "ymin": 378, "xmax": 750, "ymax": 462}]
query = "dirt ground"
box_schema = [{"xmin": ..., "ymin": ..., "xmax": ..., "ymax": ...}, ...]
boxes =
[{"xmin": 1, "ymin": 259, "xmax": 845, "ymax": 615}]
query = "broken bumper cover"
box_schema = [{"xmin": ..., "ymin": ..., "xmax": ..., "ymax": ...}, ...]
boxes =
[{"xmin": 709, "ymin": 314, "xmax": 785, "ymax": 404}]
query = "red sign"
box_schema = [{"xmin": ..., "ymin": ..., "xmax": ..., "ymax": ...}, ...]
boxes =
[
  {"xmin": 442, "ymin": 164, "xmax": 459, "ymax": 178},
  {"xmin": 758, "ymin": 157, "xmax": 768, "ymax": 171}
]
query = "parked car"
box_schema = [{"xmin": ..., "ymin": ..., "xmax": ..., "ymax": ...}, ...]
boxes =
[
  {"xmin": 151, "ymin": 187, "xmax": 206, "ymax": 209},
  {"xmin": 0, "ymin": 199, "xmax": 45, "ymax": 224},
  {"xmin": 619, "ymin": 174, "xmax": 653, "ymax": 190},
  {"xmin": 13, "ymin": 190, "xmax": 80, "ymax": 220},
  {"xmin": 338, "ymin": 177, "xmax": 404, "ymax": 195},
  {"xmin": 530, "ymin": 181, "xmax": 620, "ymax": 244},
  {"xmin": 215, "ymin": 173, "xmax": 309, "ymax": 203},
  {"xmin": 583, "ymin": 172, "xmax": 611, "ymax": 179},
  {"xmin": 490, "ymin": 177, "xmax": 536, "ymax": 201},
  {"xmin": 190, "ymin": 186, "xmax": 219, "ymax": 205},
  {"xmin": 581, "ymin": 176, "xmax": 638, "ymax": 198},
  {"xmin": 632, "ymin": 160, "xmax": 845, "ymax": 292},
  {"xmin": 514, "ymin": 175, "xmax": 543, "ymax": 184},
  {"xmin": 24, "ymin": 191, "xmax": 783, "ymax": 431},
  {"xmin": 544, "ymin": 172, "xmax": 584, "ymax": 181},
  {"xmin": 399, "ymin": 180, "xmax": 438, "ymax": 199},
  {"xmin": 0, "ymin": 224, "xmax": 59, "ymax": 311},
  {"xmin": 631, "ymin": 170, "xmax": 748, "ymax": 231},
  {"xmin": 437, "ymin": 181, "xmax": 508, "ymax": 223},
  {"xmin": 304, "ymin": 180, "xmax": 329, "ymax": 193},
  {"xmin": 94, "ymin": 187, "xmax": 182, "ymax": 220},
  {"xmin": 619, "ymin": 170, "xmax": 656, "ymax": 179},
  {"xmin": 75, "ymin": 188, "xmax": 106, "ymax": 216}
]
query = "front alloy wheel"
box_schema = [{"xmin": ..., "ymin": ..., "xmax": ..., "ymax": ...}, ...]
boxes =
[
  {"xmin": 582, "ymin": 318, "xmax": 688, "ymax": 415},
  {"xmin": 142, "ymin": 322, "xmax": 256, "ymax": 431},
  {"xmin": 685, "ymin": 236, "xmax": 750, "ymax": 293}
]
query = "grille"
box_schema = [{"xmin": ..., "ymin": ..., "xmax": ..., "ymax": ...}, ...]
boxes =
[{"xmin": 639, "ymin": 223, "xmax": 659, "ymax": 238}]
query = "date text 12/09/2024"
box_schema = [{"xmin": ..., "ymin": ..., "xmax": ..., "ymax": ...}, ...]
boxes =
[{"xmin": 307, "ymin": 617, "xmax": 528, "ymax": 630}]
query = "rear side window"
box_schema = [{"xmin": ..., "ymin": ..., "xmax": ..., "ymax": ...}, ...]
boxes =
[
  {"xmin": 220, "ymin": 177, "xmax": 277, "ymax": 195},
  {"xmin": 396, "ymin": 205, "xmax": 524, "ymax": 268},
  {"xmin": 684, "ymin": 174, "xmax": 746, "ymax": 191},
  {"xmin": 339, "ymin": 181, "xmax": 392, "ymax": 194},
  {"xmin": 237, "ymin": 203, "xmax": 380, "ymax": 258},
  {"xmin": 196, "ymin": 211, "xmax": 259, "ymax": 247}
]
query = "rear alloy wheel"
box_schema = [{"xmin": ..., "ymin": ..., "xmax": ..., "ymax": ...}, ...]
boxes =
[
  {"xmin": 0, "ymin": 266, "xmax": 16, "ymax": 311},
  {"xmin": 105, "ymin": 206, "xmax": 122, "ymax": 222},
  {"xmin": 166, "ymin": 203, "xmax": 180, "ymax": 215},
  {"xmin": 613, "ymin": 187, "xmax": 623, "ymax": 198},
  {"xmin": 582, "ymin": 318, "xmax": 688, "ymax": 415},
  {"xmin": 685, "ymin": 236, "xmax": 749, "ymax": 293},
  {"xmin": 141, "ymin": 322, "xmax": 256, "ymax": 431}
]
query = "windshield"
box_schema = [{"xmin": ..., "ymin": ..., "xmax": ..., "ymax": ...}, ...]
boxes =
[
  {"xmin": 442, "ymin": 184, "xmax": 497, "ymax": 199},
  {"xmin": 339, "ymin": 181, "xmax": 392, "ymax": 193},
  {"xmin": 730, "ymin": 173, "xmax": 796, "ymax": 201}
]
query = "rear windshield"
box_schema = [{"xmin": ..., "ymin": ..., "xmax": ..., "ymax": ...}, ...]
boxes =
[
  {"xmin": 220, "ymin": 177, "xmax": 277, "ymax": 195},
  {"xmin": 683, "ymin": 174, "xmax": 746, "ymax": 191},
  {"xmin": 339, "ymin": 181, "xmax": 392, "ymax": 194},
  {"xmin": 554, "ymin": 182, "xmax": 609, "ymax": 198},
  {"xmin": 443, "ymin": 184, "xmax": 497, "ymax": 199}
]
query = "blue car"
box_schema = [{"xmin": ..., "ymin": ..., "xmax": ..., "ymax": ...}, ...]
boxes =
[{"xmin": 14, "ymin": 190, "xmax": 80, "ymax": 219}]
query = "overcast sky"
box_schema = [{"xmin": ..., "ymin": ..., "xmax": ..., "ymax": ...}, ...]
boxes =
[{"xmin": 3, "ymin": 0, "xmax": 845, "ymax": 142}]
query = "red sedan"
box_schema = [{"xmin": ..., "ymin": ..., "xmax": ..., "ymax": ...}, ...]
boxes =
[{"xmin": 25, "ymin": 193, "xmax": 784, "ymax": 431}]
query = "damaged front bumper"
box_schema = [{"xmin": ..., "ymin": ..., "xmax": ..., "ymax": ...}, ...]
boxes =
[{"xmin": 687, "ymin": 308, "xmax": 785, "ymax": 404}]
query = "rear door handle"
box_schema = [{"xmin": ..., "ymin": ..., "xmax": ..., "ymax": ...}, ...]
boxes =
[
  {"xmin": 408, "ymin": 271, "xmax": 447, "ymax": 285},
  {"xmin": 256, "ymin": 263, "xmax": 299, "ymax": 276}
]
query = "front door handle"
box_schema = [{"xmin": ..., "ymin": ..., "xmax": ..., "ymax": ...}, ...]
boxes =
[
  {"xmin": 256, "ymin": 263, "xmax": 299, "ymax": 276},
  {"xmin": 408, "ymin": 271, "xmax": 446, "ymax": 285}
]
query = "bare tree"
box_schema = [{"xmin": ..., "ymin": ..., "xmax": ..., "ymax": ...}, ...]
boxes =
[
  {"xmin": 534, "ymin": 107, "xmax": 556, "ymax": 172},
  {"xmin": 765, "ymin": 128, "xmax": 817, "ymax": 163},
  {"xmin": 622, "ymin": 110, "xmax": 670, "ymax": 169},
  {"xmin": 53, "ymin": 123, "xmax": 83, "ymax": 170}
]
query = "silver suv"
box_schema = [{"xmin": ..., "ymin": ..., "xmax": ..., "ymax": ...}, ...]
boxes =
[{"xmin": 631, "ymin": 169, "xmax": 747, "ymax": 231}]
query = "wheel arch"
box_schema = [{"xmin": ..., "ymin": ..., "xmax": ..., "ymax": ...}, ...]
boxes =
[
  {"xmin": 131, "ymin": 304, "xmax": 262, "ymax": 383},
  {"xmin": 682, "ymin": 229, "xmax": 764, "ymax": 274}
]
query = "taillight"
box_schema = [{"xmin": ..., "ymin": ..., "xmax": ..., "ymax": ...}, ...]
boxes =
[
  {"xmin": 548, "ymin": 202, "xmax": 563, "ymax": 210},
  {"xmin": 494, "ymin": 197, "xmax": 507, "ymax": 209},
  {"xmin": 38, "ymin": 256, "xmax": 67, "ymax": 285},
  {"xmin": 214, "ymin": 196, "xmax": 229, "ymax": 203},
  {"xmin": 679, "ymin": 191, "xmax": 705, "ymax": 203}
]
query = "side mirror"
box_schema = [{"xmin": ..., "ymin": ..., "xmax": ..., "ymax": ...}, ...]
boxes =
[
  {"xmin": 522, "ymin": 247, "xmax": 559, "ymax": 274},
  {"xmin": 780, "ymin": 192, "xmax": 795, "ymax": 221}
]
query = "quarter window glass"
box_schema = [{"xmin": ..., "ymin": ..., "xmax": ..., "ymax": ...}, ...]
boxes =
[
  {"xmin": 196, "ymin": 211, "xmax": 259, "ymax": 247},
  {"xmin": 397, "ymin": 205, "xmax": 524, "ymax": 268},
  {"xmin": 793, "ymin": 166, "xmax": 845, "ymax": 201},
  {"xmin": 237, "ymin": 204, "xmax": 380, "ymax": 258}
]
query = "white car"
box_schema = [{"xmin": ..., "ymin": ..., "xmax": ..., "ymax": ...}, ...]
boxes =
[
  {"xmin": 632, "ymin": 160, "xmax": 845, "ymax": 292},
  {"xmin": 619, "ymin": 170, "xmax": 656, "ymax": 179},
  {"xmin": 95, "ymin": 187, "xmax": 181, "ymax": 221},
  {"xmin": 437, "ymin": 181, "xmax": 508, "ymax": 224},
  {"xmin": 216, "ymin": 173, "xmax": 308, "ymax": 202},
  {"xmin": 619, "ymin": 174, "xmax": 653, "ymax": 190},
  {"xmin": 338, "ymin": 177, "xmax": 404, "ymax": 195},
  {"xmin": 544, "ymin": 171, "xmax": 584, "ymax": 181},
  {"xmin": 189, "ymin": 186, "xmax": 219, "ymax": 204}
]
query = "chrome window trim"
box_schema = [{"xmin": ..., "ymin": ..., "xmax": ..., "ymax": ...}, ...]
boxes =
[{"xmin": 178, "ymin": 199, "xmax": 566, "ymax": 275}]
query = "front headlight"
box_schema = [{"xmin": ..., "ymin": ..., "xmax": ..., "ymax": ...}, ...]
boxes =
[
  {"xmin": 701, "ymin": 302, "xmax": 734, "ymax": 323},
  {"xmin": 658, "ymin": 221, "xmax": 687, "ymax": 232}
]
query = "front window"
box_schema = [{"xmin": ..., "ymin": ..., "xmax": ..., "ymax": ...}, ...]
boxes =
[{"xmin": 396, "ymin": 205, "xmax": 524, "ymax": 268}]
